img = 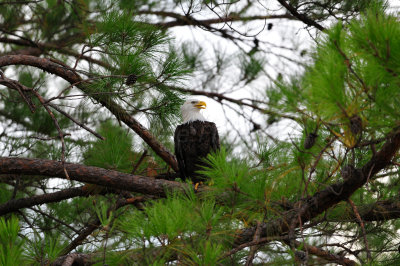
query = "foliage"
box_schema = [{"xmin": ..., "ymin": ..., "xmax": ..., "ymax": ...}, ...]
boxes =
[
  {"xmin": 84, "ymin": 120, "xmax": 136, "ymax": 172},
  {"xmin": 0, "ymin": 217, "xmax": 24, "ymax": 266}
]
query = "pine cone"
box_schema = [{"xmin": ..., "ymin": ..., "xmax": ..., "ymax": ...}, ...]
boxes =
[
  {"xmin": 304, "ymin": 133, "xmax": 318, "ymax": 149},
  {"xmin": 350, "ymin": 115, "xmax": 362, "ymax": 135},
  {"xmin": 125, "ymin": 74, "xmax": 138, "ymax": 85}
]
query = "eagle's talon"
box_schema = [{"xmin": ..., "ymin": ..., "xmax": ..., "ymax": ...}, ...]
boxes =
[{"xmin": 194, "ymin": 182, "xmax": 202, "ymax": 191}]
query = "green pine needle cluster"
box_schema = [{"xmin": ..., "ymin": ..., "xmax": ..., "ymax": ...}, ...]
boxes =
[
  {"xmin": 84, "ymin": 120, "xmax": 137, "ymax": 173},
  {"xmin": 0, "ymin": 217, "xmax": 24, "ymax": 266},
  {"xmin": 119, "ymin": 190, "xmax": 228, "ymax": 264},
  {"xmin": 303, "ymin": 1, "xmax": 400, "ymax": 136}
]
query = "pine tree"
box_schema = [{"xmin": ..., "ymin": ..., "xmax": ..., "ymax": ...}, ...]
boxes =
[{"xmin": 0, "ymin": 0, "xmax": 399, "ymax": 265}]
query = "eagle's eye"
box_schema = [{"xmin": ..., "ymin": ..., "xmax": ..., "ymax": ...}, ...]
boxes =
[{"xmin": 191, "ymin": 101, "xmax": 196, "ymax": 104}]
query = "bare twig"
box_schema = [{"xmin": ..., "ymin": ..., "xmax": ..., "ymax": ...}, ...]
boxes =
[
  {"xmin": 348, "ymin": 199, "xmax": 371, "ymax": 262},
  {"xmin": 131, "ymin": 150, "xmax": 148, "ymax": 174},
  {"xmin": 29, "ymin": 207, "xmax": 80, "ymax": 234},
  {"xmin": 47, "ymin": 103, "xmax": 104, "ymax": 140},
  {"xmin": 222, "ymin": 235, "xmax": 287, "ymax": 260},
  {"xmin": 0, "ymin": 76, "xmax": 36, "ymax": 112},
  {"xmin": 303, "ymin": 137, "xmax": 336, "ymax": 196},
  {"xmin": 171, "ymin": 86, "xmax": 298, "ymax": 121},
  {"xmin": 138, "ymin": 10, "xmax": 295, "ymax": 28},
  {"xmin": 276, "ymin": 0, "xmax": 326, "ymax": 31},
  {"xmin": 31, "ymin": 89, "xmax": 70, "ymax": 179},
  {"xmin": 333, "ymin": 40, "xmax": 371, "ymax": 100}
]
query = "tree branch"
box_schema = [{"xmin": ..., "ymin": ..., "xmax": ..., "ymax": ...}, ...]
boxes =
[
  {"xmin": 0, "ymin": 37, "xmax": 112, "ymax": 69},
  {"xmin": 276, "ymin": 0, "xmax": 326, "ymax": 31},
  {"xmin": 0, "ymin": 183, "xmax": 139, "ymax": 216},
  {"xmin": 331, "ymin": 198, "xmax": 400, "ymax": 222},
  {"xmin": 0, "ymin": 75, "xmax": 105, "ymax": 140},
  {"xmin": 292, "ymin": 239, "xmax": 356, "ymax": 266},
  {"xmin": 1, "ymin": 128, "xmax": 399, "ymax": 259},
  {"xmin": 171, "ymin": 86, "xmax": 298, "ymax": 121},
  {"xmin": 0, "ymin": 186, "xmax": 86, "ymax": 216},
  {"xmin": 137, "ymin": 10, "xmax": 295, "ymax": 28},
  {"xmin": 0, "ymin": 157, "xmax": 184, "ymax": 197}
]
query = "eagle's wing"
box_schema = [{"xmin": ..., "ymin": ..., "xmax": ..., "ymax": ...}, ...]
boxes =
[
  {"xmin": 174, "ymin": 125, "xmax": 187, "ymax": 179},
  {"xmin": 210, "ymin": 122, "xmax": 220, "ymax": 151}
]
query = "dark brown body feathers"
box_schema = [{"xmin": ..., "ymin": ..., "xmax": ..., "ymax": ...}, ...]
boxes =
[{"xmin": 174, "ymin": 121, "xmax": 220, "ymax": 183}]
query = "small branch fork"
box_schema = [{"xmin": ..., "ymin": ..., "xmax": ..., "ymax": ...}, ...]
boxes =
[
  {"xmin": 31, "ymin": 89, "xmax": 70, "ymax": 179},
  {"xmin": 291, "ymin": 240, "xmax": 357, "ymax": 266},
  {"xmin": 245, "ymin": 220, "xmax": 262, "ymax": 266},
  {"xmin": 221, "ymin": 235, "xmax": 285, "ymax": 260},
  {"xmin": 0, "ymin": 72, "xmax": 36, "ymax": 112},
  {"xmin": 0, "ymin": 75, "xmax": 104, "ymax": 140}
]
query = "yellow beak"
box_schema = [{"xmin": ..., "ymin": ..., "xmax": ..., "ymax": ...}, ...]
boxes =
[{"xmin": 194, "ymin": 101, "xmax": 207, "ymax": 109}]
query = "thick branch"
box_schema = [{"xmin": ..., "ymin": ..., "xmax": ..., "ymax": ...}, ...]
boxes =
[
  {"xmin": 0, "ymin": 157, "xmax": 184, "ymax": 197},
  {"xmin": 0, "ymin": 55, "xmax": 178, "ymax": 171}
]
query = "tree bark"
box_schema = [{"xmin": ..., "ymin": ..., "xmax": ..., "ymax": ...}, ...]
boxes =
[{"xmin": 0, "ymin": 157, "xmax": 184, "ymax": 197}]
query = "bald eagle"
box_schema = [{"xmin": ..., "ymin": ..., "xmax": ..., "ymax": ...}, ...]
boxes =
[{"xmin": 174, "ymin": 99, "xmax": 220, "ymax": 183}]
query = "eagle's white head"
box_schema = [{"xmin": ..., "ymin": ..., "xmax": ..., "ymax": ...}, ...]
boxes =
[{"xmin": 181, "ymin": 99, "xmax": 207, "ymax": 123}]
